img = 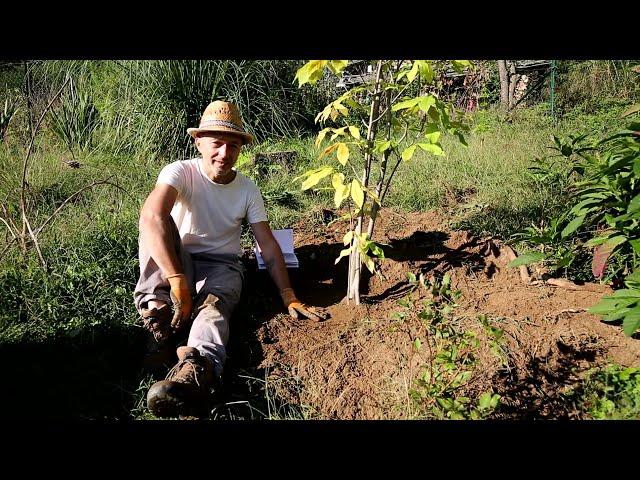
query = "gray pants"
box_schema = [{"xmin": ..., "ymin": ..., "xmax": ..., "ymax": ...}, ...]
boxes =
[{"xmin": 133, "ymin": 219, "xmax": 245, "ymax": 379}]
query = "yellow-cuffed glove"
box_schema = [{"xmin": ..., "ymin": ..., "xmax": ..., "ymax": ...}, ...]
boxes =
[
  {"xmin": 280, "ymin": 288, "xmax": 325, "ymax": 321},
  {"xmin": 167, "ymin": 273, "xmax": 193, "ymax": 333}
]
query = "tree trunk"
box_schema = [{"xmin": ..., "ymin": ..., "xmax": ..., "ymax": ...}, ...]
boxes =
[
  {"xmin": 497, "ymin": 60, "xmax": 509, "ymax": 110},
  {"xmin": 508, "ymin": 61, "xmax": 518, "ymax": 109},
  {"xmin": 347, "ymin": 61, "xmax": 384, "ymax": 305}
]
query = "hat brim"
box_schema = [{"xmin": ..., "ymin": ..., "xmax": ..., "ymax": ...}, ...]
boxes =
[{"xmin": 187, "ymin": 126, "xmax": 254, "ymax": 145}]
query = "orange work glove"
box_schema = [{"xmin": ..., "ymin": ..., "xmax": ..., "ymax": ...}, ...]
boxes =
[
  {"xmin": 280, "ymin": 288, "xmax": 324, "ymax": 321},
  {"xmin": 167, "ymin": 273, "xmax": 193, "ymax": 333}
]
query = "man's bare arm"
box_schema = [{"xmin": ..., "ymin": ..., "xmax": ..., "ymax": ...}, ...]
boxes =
[
  {"xmin": 139, "ymin": 183, "xmax": 181, "ymax": 276},
  {"xmin": 250, "ymin": 221, "xmax": 291, "ymax": 292},
  {"xmin": 251, "ymin": 221, "xmax": 324, "ymax": 321}
]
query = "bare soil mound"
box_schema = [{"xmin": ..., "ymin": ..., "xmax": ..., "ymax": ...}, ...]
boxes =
[{"xmin": 233, "ymin": 208, "xmax": 640, "ymax": 419}]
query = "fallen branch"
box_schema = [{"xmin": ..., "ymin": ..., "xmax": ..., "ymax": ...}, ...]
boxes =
[
  {"xmin": 545, "ymin": 278, "xmax": 607, "ymax": 292},
  {"xmin": 500, "ymin": 245, "xmax": 531, "ymax": 284}
]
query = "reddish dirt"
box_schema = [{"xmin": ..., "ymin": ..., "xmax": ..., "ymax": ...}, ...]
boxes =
[{"xmin": 240, "ymin": 207, "xmax": 640, "ymax": 419}]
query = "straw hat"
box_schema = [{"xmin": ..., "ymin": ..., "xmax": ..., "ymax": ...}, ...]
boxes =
[{"xmin": 187, "ymin": 100, "xmax": 254, "ymax": 144}]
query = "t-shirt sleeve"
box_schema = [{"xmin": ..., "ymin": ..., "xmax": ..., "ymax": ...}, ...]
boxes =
[
  {"xmin": 156, "ymin": 161, "xmax": 185, "ymax": 195},
  {"xmin": 247, "ymin": 182, "xmax": 268, "ymax": 224}
]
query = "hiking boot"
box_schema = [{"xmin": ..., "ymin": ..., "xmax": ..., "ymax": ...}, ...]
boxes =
[{"xmin": 146, "ymin": 346, "xmax": 216, "ymax": 418}]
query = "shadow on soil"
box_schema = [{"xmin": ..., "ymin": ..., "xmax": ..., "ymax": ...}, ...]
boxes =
[
  {"xmin": 495, "ymin": 336, "xmax": 603, "ymax": 419},
  {"xmin": 0, "ymin": 323, "xmax": 148, "ymax": 420},
  {"xmin": 0, "ymin": 228, "xmax": 484, "ymax": 420}
]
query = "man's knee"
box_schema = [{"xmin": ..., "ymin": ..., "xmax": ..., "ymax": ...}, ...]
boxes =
[{"xmin": 194, "ymin": 293, "xmax": 223, "ymax": 320}]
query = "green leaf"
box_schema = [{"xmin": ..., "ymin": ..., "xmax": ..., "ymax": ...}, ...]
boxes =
[
  {"xmin": 416, "ymin": 61, "xmax": 434, "ymax": 83},
  {"xmin": 630, "ymin": 239, "xmax": 640, "ymax": 256},
  {"xmin": 424, "ymin": 124, "xmax": 441, "ymax": 144},
  {"xmin": 622, "ymin": 309, "xmax": 640, "ymax": 336},
  {"xmin": 392, "ymin": 97, "xmax": 421, "ymax": 112},
  {"xmin": 301, "ymin": 166, "xmax": 333, "ymax": 190},
  {"xmin": 418, "ymin": 96, "xmax": 436, "ymax": 114},
  {"xmin": 452, "ymin": 60, "xmax": 471, "ymax": 73},
  {"xmin": 417, "ymin": 143, "xmax": 444, "ymax": 156},
  {"xmin": 507, "ymin": 251, "xmax": 546, "ymax": 267},
  {"xmin": 402, "ymin": 145, "xmax": 417, "ymax": 161},
  {"xmin": 413, "ymin": 338, "xmax": 422, "ymax": 350},
  {"xmin": 628, "ymin": 194, "xmax": 640, "ymax": 214},
  {"xmin": 478, "ymin": 392, "xmax": 492, "ymax": 410},
  {"xmin": 370, "ymin": 243, "xmax": 385, "ymax": 259},
  {"xmin": 561, "ymin": 215, "xmax": 585, "ymax": 239},
  {"xmin": 374, "ymin": 140, "xmax": 392, "ymax": 154},
  {"xmin": 336, "ymin": 142, "xmax": 349, "ymax": 165},
  {"xmin": 350, "ymin": 179, "xmax": 365, "ymax": 208},
  {"xmin": 363, "ymin": 254, "xmax": 375, "ymax": 273},
  {"xmin": 588, "ymin": 297, "xmax": 638, "ymax": 315}
]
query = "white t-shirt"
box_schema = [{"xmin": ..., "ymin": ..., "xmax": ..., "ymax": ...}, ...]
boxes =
[{"xmin": 157, "ymin": 158, "xmax": 268, "ymax": 255}]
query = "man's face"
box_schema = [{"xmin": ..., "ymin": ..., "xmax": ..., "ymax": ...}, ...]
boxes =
[{"xmin": 195, "ymin": 132, "xmax": 243, "ymax": 181}]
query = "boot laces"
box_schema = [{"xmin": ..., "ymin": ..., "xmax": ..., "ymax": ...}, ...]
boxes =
[{"xmin": 166, "ymin": 356, "xmax": 203, "ymax": 387}]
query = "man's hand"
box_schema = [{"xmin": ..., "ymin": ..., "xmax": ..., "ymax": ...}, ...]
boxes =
[
  {"xmin": 167, "ymin": 273, "xmax": 193, "ymax": 332},
  {"xmin": 280, "ymin": 288, "xmax": 325, "ymax": 321}
]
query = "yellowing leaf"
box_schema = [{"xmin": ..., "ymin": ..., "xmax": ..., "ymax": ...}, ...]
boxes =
[
  {"xmin": 295, "ymin": 60, "xmax": 328, "ymax": 87},
  {"xmin": 348, "ymin": 125, "xmax": 361, "ymax": 140},
  {"xmin": 351, "ymin": 179, "xmax": 365, "ymax": 208},
  {"xmin": 331, "ymin": 172, "xmax": 345, "ymax": 190},
  {"xmin": 407, "ymin": 61, "xmax": 420, "ymax": 83},
  {"xmin": 335, "ymin": 102, "xmax": 349, "ymax": 117},
  {"xmin": 402, "ymin": 145, "xmax": 417, "ymax": 161},
  {"xmin": 343, "ymin": 230, "xmax": 354, "ymax": 246},
  {"xmin": 334, "ymin": 182, "xmax": 350, "ymax": 208},
  {"xmin": 332, "ymin": 173, "xmax": 350, "ymax": 208},
  {"xmin": 329, "ymin": 60, "xmax": 349, "ymax": 75},
  {"xmin": 315, "ymin": 104, "xmax": 333, "ymax": 124},
  {"xmin": 320, "ymin": 143, "xmax": 339, "ymax": 159},
  {"xmin": 335, "ymin": 246, "xmax": 352, "ymax": 265},
  {"xmin": 315, "ymin": 128, "xmax": 330, "ymax": 148},
  {"xmin": 337, "ymin": 143, "xmax": 350, "ymax": 165},
  {"xmin": 362, "ymin": 254, "xmax": 375, "ymax": 273},
  {"xmin": 301, "ymin": 166, "xmax": 334, "ymax": 190}
]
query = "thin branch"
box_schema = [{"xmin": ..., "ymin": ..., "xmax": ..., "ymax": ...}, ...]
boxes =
[
  {"xmin": 34, "ymin": 179, "xmax": 129, "ymax": 236},
  {"xmin": 0, "ymin": 216, "xmax": 17, "ymax": 240},
  {"xmin": 19, "ymin": 76, "xmax": 71, "ymax": 269}
]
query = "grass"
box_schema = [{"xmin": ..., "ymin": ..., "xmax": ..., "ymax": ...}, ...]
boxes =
[{"xmin": 566, "ymin": 364, "xmax": 640, "ymax": 419}]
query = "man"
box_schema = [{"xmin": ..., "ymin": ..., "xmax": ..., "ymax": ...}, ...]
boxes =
[{"xmin": 134, "ymin": 100, "xmax": 323, "ymax": 418}]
